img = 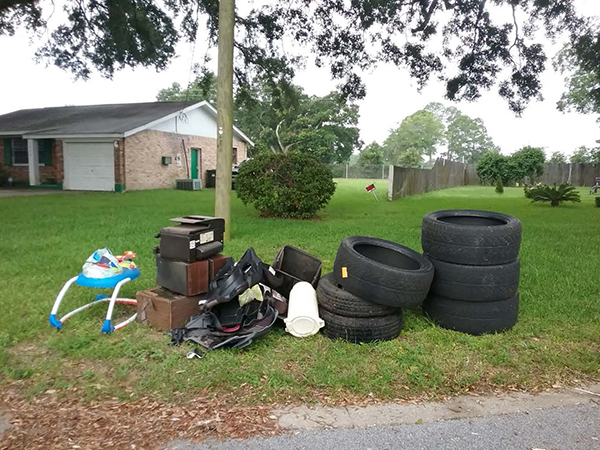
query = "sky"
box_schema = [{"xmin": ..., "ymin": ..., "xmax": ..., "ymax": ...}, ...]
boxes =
[{"xmin": 0, "ymin": 0, "xmax": 598, "ymax": 157}]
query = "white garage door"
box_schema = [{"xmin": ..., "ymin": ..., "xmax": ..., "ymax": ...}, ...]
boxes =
[{"xmin": 64, "ymin": 142, "xmax": 115, "ymax": 191}]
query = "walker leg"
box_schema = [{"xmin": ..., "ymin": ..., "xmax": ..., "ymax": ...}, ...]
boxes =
[
  {"xmin": 49, "ymin": 276, "xmax": 78, "ymax": 329},
  {"xmin": 101, "ymin": 278, "xmax": 131, "ymax": 334}
]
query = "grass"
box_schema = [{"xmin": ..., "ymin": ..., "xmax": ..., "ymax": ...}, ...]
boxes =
[{"xmin": 0, "ymin": 181, "xmax": 599, "ymax": 405}]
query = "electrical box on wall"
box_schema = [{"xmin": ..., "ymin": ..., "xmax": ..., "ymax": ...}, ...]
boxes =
[{"xmin": 161, "ymin": 156, "xmax": 172, "ymax": 165}]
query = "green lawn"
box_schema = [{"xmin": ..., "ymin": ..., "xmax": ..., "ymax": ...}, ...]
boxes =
[{"xmin": 1, "ymin": 181, "xmax": 599, "ymax": 404}]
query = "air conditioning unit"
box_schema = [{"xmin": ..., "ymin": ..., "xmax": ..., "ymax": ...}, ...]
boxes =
[{"xmin": 176, "ymin": 179, "xmax": 202, "ymax": 191}]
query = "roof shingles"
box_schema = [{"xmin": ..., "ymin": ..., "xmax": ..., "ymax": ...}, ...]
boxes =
[{"xmin": 0, "ymin": 102, "xmax": 198, "ymax": 136}]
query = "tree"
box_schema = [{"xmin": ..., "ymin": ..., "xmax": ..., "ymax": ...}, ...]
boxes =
[
  {"xmin": 158, "ymin": 75, "xmax": 361, "ymax": 163},
  {"xmin": 156, "ymin": 70, "xmax": 217, "ymax": 104},
  {"xmin": 476, "ymin": 152, "xmax": 511, "ymax": 186},
  {"xmin": 358, "ymin": 142, "xmax": 384, "ymax": 166},
  {"xmin": 425, "ymin": 102, "xmax": 499, "ymax": 163},
  {"xmin": 554, "ymin": 25, "xmax": 600, "ymax": 119},
  {"xmin": 510, "ymin": 146, "xmax": 546, "ymax": 184},
  {"xmin": 279, "ymin": 92, "xmax": 361, "ymax": 163},
  {"xmin": 548, "ymin": 152, "xmax": 567, "ymax": 164},
  {"xmin": 570, "ymin": 147, "xmax": 591, "ymax": 164},
  {"xmin": 445, "ymin": 114, "xmax": 499, "ymax": 163},
  {"xmin": 396, "ymin": 148, "xmax": 423, "ymax": 169},
  {"xmin": 2, "ymin": 1, "xmax": 588, "ymax": 114},
  {"xmin": 383, "ymin": 110, "xmax": 445, "ymax": 166},
  {"xmin": 569, "ymin": 146, "xmax": 600, "ymax": 164}
]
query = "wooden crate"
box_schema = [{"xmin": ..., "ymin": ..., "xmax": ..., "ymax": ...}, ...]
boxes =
[
  {"xmin": 210, "ymin": 254, "xmax": 230, "ymax": 277},
  {"xmin": 136, "ymin": 288, "xmax": 204, "ymax": 331},
  {"xmin": 155, "ymin": 254, "xmax": 231, "ymax": 296}
]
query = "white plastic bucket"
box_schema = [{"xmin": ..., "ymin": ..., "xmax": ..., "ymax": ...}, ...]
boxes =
[{"xmin": 284, "ymin": 281, "xmax": 324, "ymax": 338}]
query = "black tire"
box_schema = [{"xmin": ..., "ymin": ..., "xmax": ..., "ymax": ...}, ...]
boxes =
[
  {"xmin": 319, "ymin": 308, "xmax": 403, "ymax": 343},
  {"xmin": 428, "ymin": 257, "xmax": 520, "ymax": 302},
  {"xmin": 317, "ymin": 273, "xmax": 399, "ymax": 318},
  {"xmin": 423, "ymin": 293, "xmax": 519, "ymax": 335},
  {"xmin": 333, "ymin": 236, "xmax": 434, "ymax": 308},
  {"xmin": 421, "ymin": 210, "xmax": 521, "ymax": 266}
]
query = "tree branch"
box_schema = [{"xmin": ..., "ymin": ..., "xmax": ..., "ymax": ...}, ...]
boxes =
[{"xmin": 412, "ymin": 0, "xmax": 439, "ymax": 33}]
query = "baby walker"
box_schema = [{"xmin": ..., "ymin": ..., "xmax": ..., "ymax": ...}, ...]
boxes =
[{"xmin": 49, "ymin": 249, "xmax": 140, "ymax": 334}]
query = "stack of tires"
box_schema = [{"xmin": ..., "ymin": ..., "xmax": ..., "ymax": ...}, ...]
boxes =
[
  {"xmin": 316, "ymin": 236, "xmax": 434, "ymax": 343},
  {"xmin": 421, "ymin": 210, "xmax": 522, "ymax": 335}
]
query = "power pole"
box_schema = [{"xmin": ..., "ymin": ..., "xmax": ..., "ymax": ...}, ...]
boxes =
[{"xmin": 215, "ymin": 0, "xmax": 235, "ymax": 241}]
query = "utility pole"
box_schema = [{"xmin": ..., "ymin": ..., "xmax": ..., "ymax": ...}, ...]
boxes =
[{"xmin": 215, "ymin": 0, "xmax": 235, "ymax": 241}]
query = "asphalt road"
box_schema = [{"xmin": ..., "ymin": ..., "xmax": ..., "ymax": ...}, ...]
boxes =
[{"xmin": 166, "ymin": 402, "xmax": 599, "ymax": 450}]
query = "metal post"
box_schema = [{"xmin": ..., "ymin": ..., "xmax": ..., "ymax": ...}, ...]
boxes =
[{"xmin": 215, "ymin": 0, "xmax": 235, "ymax": 241}]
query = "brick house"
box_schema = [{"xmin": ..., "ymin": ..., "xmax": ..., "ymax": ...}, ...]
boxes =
[{"xmin": 0, "ymin": 101, "xmax": 252, "ymax": 191}]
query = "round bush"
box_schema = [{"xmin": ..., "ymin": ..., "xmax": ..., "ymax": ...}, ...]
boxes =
[{"xmin": 235, "ymin": 152, "xmax": 336, "ymax": 218}]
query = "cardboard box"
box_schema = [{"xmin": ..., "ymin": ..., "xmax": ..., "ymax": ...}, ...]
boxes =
[
  {"xmin": 136, "ymin": 287, "xmax": 204, "ymax": 331},
  {"xmin": 155, "ymin": 253, "xmax": 230, "ymax": 296}
]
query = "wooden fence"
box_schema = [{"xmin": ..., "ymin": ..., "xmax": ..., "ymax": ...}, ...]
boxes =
[
  {"xmin": 387, "ymin": 160, "xmax": 600, "ymax": 201},
  {"xmin": 387, "ymin": 159, "xmax": 479, "ymax": 200},
  {"xmin": 541, "ymin": 163, "xmax": 600, "ymax": 186}
]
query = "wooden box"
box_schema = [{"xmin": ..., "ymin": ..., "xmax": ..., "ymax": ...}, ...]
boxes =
[
  {"xmin": 155, "ymin": 254, "xmax": 230, "ymax": 296},
  {"xmin": 136, "ymin": 287, "xmax": 204, "ymax": 331}
]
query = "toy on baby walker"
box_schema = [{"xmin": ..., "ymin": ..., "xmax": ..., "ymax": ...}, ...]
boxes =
[{"xmin": 49, "ymin": 248, "xmax": 140, "ymax": 334}]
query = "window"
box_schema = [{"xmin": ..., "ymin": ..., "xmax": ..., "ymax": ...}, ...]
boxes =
[
  {"xmin": 9, "ymin": 138, "xmax": 51, "ymax": 166},
  {"xmin": 12, "ymin": 138, "xmax": 28, "ymax": 165},
  {"xmin": 232, "ymin": 147, "xmax": 238, "ymax": 165}
]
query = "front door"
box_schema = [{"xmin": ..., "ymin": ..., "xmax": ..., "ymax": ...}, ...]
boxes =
[{"xmin": 191, "ymin": 148, "xmax": 199, "ymax": 180}]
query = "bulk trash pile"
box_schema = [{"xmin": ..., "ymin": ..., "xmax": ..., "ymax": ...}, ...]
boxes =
[
  {"xmin": 318, "ymin": 237, "xmax": 434, "ymax": 343},
  {"xmin": 421, "ymin": 210, "xmax": 522, "ymax": 335},
  {"xmin": 136, "ymin": 215, "xmax": 324, "ymax": 351},
  {"xmin": 132, "ymin": 209, "xmax": 522, "ymax": 351}
]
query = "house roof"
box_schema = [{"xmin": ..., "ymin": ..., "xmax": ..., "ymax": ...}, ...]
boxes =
[{"xmin": 0, "ymin": 101, "xmax": 254, "ymax": 145}]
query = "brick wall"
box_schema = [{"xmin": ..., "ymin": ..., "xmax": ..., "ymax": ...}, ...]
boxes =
[
  {"xmin": 54, "ymin": 140, "xmax": 64, "ymax": 184},
  {"xmin": 114, "ymin": 139, "xmax": 125, "ymax": 187},
  {"xmin": 0, "ymin": 138, "xmax": 62, "ymax": 185},
  {"xmin": 124, "ymin": 130, "xmax": 248, "ymax": 190}
]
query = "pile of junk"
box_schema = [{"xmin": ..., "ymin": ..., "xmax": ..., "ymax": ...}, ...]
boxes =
[
  {"xmin": 51, "ymin": 209, "xmax": 522, "ymax": 349},
  {"xmin": 138, "ymin": 215, "xmax": 325, "ymax": 352}
]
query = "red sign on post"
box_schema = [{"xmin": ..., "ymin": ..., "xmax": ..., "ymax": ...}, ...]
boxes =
[{"xmin": 365, "ymin": 183, "xmax": 378, "ymax": 201}]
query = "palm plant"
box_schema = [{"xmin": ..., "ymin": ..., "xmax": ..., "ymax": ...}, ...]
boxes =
[{"xmin": 529, "ymin": 184, "xmax": 581, "ymax": 207}]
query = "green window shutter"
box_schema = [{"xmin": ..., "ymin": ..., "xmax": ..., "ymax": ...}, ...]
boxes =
[
  {"xmin": 3, "ymin": 139, "xmax": 12, "ymax": 166},
  {"xmin": 41, "ymin": 139, "xmax": 53, "ymax": 166}
]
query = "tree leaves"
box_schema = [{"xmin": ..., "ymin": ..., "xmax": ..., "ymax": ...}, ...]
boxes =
[
  {"xmin": 0, "ymin": 0, "xmax": 589, "ymax": 114},
  {"xmin": 383, "ymin": 110, "xmax": 445, "ymax": 166}
]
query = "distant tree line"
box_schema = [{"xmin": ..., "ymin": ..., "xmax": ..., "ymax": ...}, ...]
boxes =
[
  {"xmin": 358, "ymin": 102, "xmax": 499, "ymax": 168},
  {"xmin": 549, "ymin": 147, "xmax": 600, "ymax": 165}
]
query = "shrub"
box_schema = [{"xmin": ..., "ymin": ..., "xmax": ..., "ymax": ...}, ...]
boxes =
[
  {"xmin": 529, "ymin": 183, "xmax": 581, "ymax": 207},
  {"xmin": 0, "ymin": 165, "xmax": 9, "ymax": 187},
  {"xmin": 477, "ymin": 152, "xmax": 511, "ymax": 185},
  {"xmin": 236, "ymin": 151, "xmax": 336, "ymax": 218},
  {"xmin": 510, "ymin": 146, "xmax": 546, "ymax": 183},
  {"xmin": 595, "ymin": 197, "xmax": 600, "ymax": 208},
  {"xmin": 495, "ymin": 178, "xmax": 504, "ymax": 194}
]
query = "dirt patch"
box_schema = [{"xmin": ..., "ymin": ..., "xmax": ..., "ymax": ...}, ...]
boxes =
[
  {"xmin": 0, "ymin": 407, "xmax": 11, "ymax": 441},
  {"xmin": 0, "ymin": 387, "xmax": 278, "ymax": 450}
]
